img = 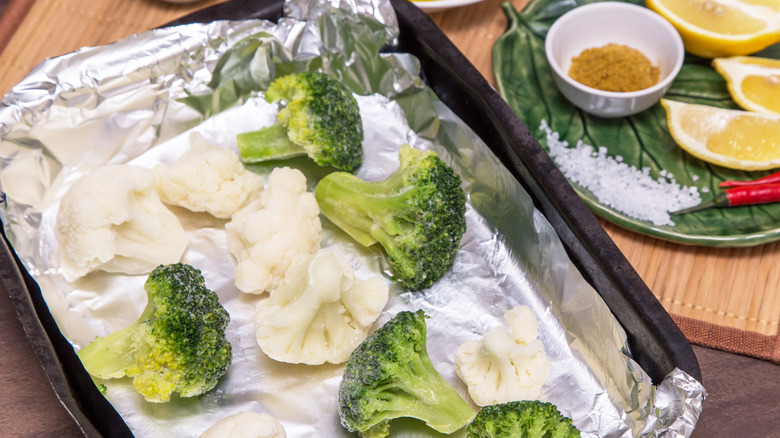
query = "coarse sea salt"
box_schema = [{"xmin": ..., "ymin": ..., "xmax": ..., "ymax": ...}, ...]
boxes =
[{"xmin": 539, "ymin": 120, "xmax": 701, "ymax": 227}]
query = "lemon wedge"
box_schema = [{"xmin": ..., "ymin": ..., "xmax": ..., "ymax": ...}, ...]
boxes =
[
  {"xmin": 741, "ymin": 0, "xmax": 780, "ymax": 12},
  {"xmin": 646, "ymin": 0, "xmax": 780, "ymax": 58},
  {"xmin": 661, "ymin": 98, "xmax": 780, "ymax": 170},
  {"xmin": 713, "ymin": 56, "xmax": 780, "ymax": 115}
]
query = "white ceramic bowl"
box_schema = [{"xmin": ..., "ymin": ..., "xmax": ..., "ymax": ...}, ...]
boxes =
[{"xmin": 545, "ymin": 2, "xmax": 684, "ymax": 118}]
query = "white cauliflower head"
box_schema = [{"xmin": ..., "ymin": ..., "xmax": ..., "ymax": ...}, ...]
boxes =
[
  {"xmin": 199, "ymin": 411, "xmax": 286, "ymax": 438},
  {"xmin": 256, "ymin": 249, "xmax": 389, "ymax": 365},
  {"xmin": 225, "ymin": 166, "xmax": 321, "ymax": 294},
  {"xmin": 55, "ymin": 164, "xmax": 187, "ymax": 281},
  {"xmin": 454, "ymin": 305, "xmax": 550, "ymax": 406},
  {"xmin": 154, "ymin": 133, "xmax": 264, "ymax": 219}
]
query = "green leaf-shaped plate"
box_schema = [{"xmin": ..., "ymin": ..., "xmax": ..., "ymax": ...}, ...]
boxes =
[{"xmin": 493, "ymin": 0, "xmax": 780, "ymax": 247}]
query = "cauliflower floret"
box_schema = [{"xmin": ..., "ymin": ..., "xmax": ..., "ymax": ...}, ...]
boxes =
[
  {"xmin": 154, "ymin": 133, "xmax": 264, "ymax": 219},
  {"xmin": 55, "ymin": 164, "xmax": 187, "ymax": 281},
  {"xmin": 225, "ymin": 167, "xmax": 321, "ymax": 293},
  {"xmin": 199, "ymin": 411, "xmax": 286, "ymax": 438},
  {"xmin": 256, "ymin": 249, "xmax": 388, "ymax": 365},
  {"xmin": 454, "ymin": 305, "xmax": 550, "ymax": 406}
]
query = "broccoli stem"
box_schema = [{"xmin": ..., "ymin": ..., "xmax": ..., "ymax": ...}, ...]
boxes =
[
  {"xmin": 370, "ymin": 354, "xmax": 475, "ymax": 435},
  {"xmin": 314, "ymin": 173, "xmax": 382, "ymax": 246},
  {"xmin": 77, "ymin": 293, "xmax": 157, "ymax": 380},
  {"xmin": 314, "ymin": 172, "xmax": 417, "ymax": 247},
  {"xmin": 237, "ymin": 122, "xmax": 307, "ymax": 163},
  {"xmin": 77, "ymin": 323, "xmax": 140, "ymax": 379}
]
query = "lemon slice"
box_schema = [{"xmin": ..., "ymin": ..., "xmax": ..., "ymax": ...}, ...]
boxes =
[
  {"xmin": 646, "ymin": 0, "xmax": 780, "ymax": 58},
  {"xmin": 661, "ymin": 98, "xmax": 780, "ymax": 170},
  {"xmin": 741, "ymin": 0, "xmax": 780, "ymax": 11},
  {"xmin": 713, "ymin": 56, "xmax": 780, "ymax": 115}
]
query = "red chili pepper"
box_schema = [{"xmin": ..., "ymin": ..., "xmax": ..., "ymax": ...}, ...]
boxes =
[
  {"xmin": 672, "ymin": 183, "xmax": 780, "ymax": 215},
  {"xmin": 719, "ymin": 170, "xmax": 780, "ymax": 188}
]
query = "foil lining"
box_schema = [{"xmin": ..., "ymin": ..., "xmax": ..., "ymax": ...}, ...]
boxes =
[{"xmin": 0, "ymin": 0, "xmax": 705, "ymax": 436}]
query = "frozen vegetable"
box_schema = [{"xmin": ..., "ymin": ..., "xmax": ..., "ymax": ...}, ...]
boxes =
[
  {"xmin": 455, "ymin": 305, "xmax": 550, "ymax": 406},
  {"xmin": 338, "ymin": 310, "xmax": 475, "ymax": 437},
  {"xmin": 200, "ymin": 411, "xmax": 286, "ymax": 438},
  {"xmin": 466, "ymin": 400, "xmax": 580, "ymax": 438},
  {"xmin": 237, "ymin": 72, "xmax": 364, "ymax": 172},
  {"xmin": 256, "ymin": 249, "xmax": 388, "ymax": 365},
  {"xmin": 225, "ymin": 166, "xmax": 321, "ymax": 293},
  {"xmin": 154, "ymin": 133, "xmax": 264, "ymax": 219},
  {"xmin": 55, "ymin": 164, "xmax": 187, "ymax": 281},
  {"xmin": 314, "ymin": 144, "xmax": 466, "ymax": 290},
  {"xmin": 77, "ymin": 263, "xmax": 232, "ymax": 403}
]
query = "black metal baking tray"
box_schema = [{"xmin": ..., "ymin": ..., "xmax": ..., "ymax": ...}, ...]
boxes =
[{"xmin": 1, "ymin": 0, "xmax": 700, "ymax": 436}]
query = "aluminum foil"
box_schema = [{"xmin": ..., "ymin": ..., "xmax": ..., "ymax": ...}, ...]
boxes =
[{"xmin": 0, "ymin": 0, "xmax": 705, "ymax": 436}]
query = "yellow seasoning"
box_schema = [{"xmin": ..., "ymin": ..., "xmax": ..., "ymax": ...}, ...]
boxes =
[{"xmin": 568, "ymin": 43, "xmax": 660, "ymax": 92}]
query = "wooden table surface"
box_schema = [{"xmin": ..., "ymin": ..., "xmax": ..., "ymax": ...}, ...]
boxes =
[{"xmin": 0, "ymin": 0, "xmax": 779, "ymax": 436}]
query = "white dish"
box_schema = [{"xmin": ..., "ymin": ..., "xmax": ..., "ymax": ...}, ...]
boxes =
[
  {"xmin": 544, "ymin": 2, "xmax": 684, "ymax": 118},
  {"xmin": 412, "ymin": 0, "xmax": 484, "ymax": 12}
]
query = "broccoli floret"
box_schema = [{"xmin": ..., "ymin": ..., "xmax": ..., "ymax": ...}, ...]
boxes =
[
  {"xmin": 77, "ymin": 263, "xmax": 232, "ymax": 403},
  {"xmin": 466, "ymin": 400, "xmax": 580, "ymax": 438},
  {"xmin": 338, "ymin": 310, "xmax": 475, "ymax": 437},
  {"xmin": 314, "ymin": 144, "xmax": 466, "ymax": 290},
  {"xmin": 237, "ymin": 72, "xmax": 364, "ymax": 172}
]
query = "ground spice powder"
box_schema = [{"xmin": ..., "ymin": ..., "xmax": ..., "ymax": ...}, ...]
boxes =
[{"xmin": 568, "ymin": 43, "xmax": 660, "ymax": 92}]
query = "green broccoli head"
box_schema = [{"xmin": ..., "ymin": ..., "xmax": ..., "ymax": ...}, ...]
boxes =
[
  {"xmin": 466, "ymin": 400, "xmax": 581, "ymax": 438},
  {"xmin": 315, "ymin": 144, "xmax": 466, "ymax": 290},
  {"xmin": 338, "ymin": 310, "xmax": 475, "ymax": 437},
  {"xmin": 77, "ymin": 263, "xmax": 232, "ymax": 403},
  {"xmin": 237, "ymin": 72, "xmax": 364, "ymax": 172}
]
